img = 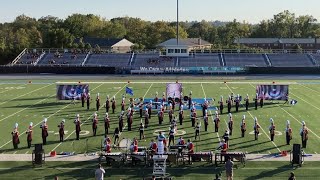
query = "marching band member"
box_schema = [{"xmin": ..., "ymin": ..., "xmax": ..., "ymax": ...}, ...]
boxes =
[
  {"xmin": 105, "ymin": 95, "xmax": 110, "ymax": 113},
  {"xmin": 86, "ymin": 93, "xmax": 91, "ymax": 110},
  {"xmin": 204, "ymin": 110, "xmax": 209, "ymax": 132},
  {"xmin": 112, "ymin": 96, "xmax": 116, "ymax": 114},
  {"xmin": 127, "ymin": 107, "xmax": 133, "ymax": 131},
  {"xmin": 41, "ymin": 118, "xmax": 48, "ymax": 145},
  {"xmin": 240, "ymin": 115, "xmax": 246, "ymax": 137},
  {"xmin": 144, "ymin": 108, "xmax": 149, "ymax": 128},
  {"xmin": 254, "ymin": 93, "xmax": 258, "ymax": 110},
  {"xmin": 168, "ymin": 126, "xmax": 175, "ymax": 146},
  {"xmin": 148, "ymin": 100, "xmax": 152, "ymax": 118},
  {"xmin": 228, "ymin": 113, "xmax": 233, "ymax": 136},
  {"xmin": 179, "ymin": 105, "xmax": 184, "ymax": 125},
  {"xmin": 162, "ymin": 92, "xmax": 166, "ymax": 103},
  {"xmin": 104, "ymin": 113, "xmax": 110, "ymax": 136},
  {"xmin": 230, "ymin": 93, "xmax": 234, "ymax": 106},
  {"xmin": 81, "ymin": 89, "xmax": 86, "ymax": 107},
  {"xmin": 121, "ymin": 96, "xmax": 125, "ymax": 111},
  {"xmin": 139, "ymin": 97, "xmax": 144, "ymax": 118},
  {"xmin": 179, "ymin": 92, "xmax": 183, "ymax": 110},
  {"xmin": 74, "ymin": 114, "xmax": 81, "ymax": 140},
  {"xmin": 154, "ymin": 92, "xmax": 159, "ymax": 109},
  {"xmin": 202, "ymin": 98, "xmax": 208, "ymax": 117},
  {"xmin": 158, "ymin": 108, "xmax": 164, "ymax": 125},
  {"xmin": 119, "ymin": 111, "xmax": 124, "ymax": 132},
  {"xmin": 285, "ymin": 120, "xmax": 292, "ymax": 145},
  {"xmin": 218, "ymin": 139, "xmax": 228, "ymax": 153},
  {"xmin": 92, "ymin": 112, "xmax": 98, "ymax": 136},
  {"xmin": 12, "ymin": 123, "xmax": 20, "ymax": 149},
  {"xmin": 168, "ymin": 103, "xmax": 173, "ymax": 122},
  {"xmin": 129, "ymin": 97, "xmax": 134, "ymax": 108},
  {"xmin": 188, "ymin": 91, "xmax": 192, "ymax": 109},
  {"xmin": 171, "ymin": 117, "xmax": 178, "ymax": 131},
  {"xmin": 26, "ymin": 122, "xmax": 33, "ymax": 148},
  {"xmin": 113, "ymin": 127, "xmax": 120, "ymax": 145},
  {"xmin": 139, "ymin": 122, "xmax": 145, "ymax": 140},
  {"xmin": 157, "ymin": 131, "xmax": 166, "ymax": 155},
  {"xmin": 104, "ymin": 141, "xmax": 111, "ymax": 153},
  {"xmin": 177, "ymin": 136, "xmax": 185, "ymax": 145},
  {"xmin": 191, "ymin": 107, "xmax": 197, "ymax": 127},
  {"xmin": 254, "ymin": 117, "xmax": 260, "ymax": 140},
  {"xmin": 187, "ymin": 139, "xmax": 194, "ymax": 164},
  {"xmin": 235, "ymin": 94, "xmax": 240, "ymax": 112},
  {"xmin": 269, "ymin": 118, "xmax": 275, "ymax": 142},
  {"xmin": 227, "ymin": 96, "xmax": 232, "ymax": 113},
  {"xmin": 150, "ymin": 139, "xmax": 157, "ymax": 154},
  {"xmin": 300, "ymin": 121, "xmax": 308, "ymax": 148},
  {"xmin": 96, "ymin": 93, "xmax": 101, "ymax": 111},
  {"xmin": 194, "ymin": 122, "xmax": 201, "ymax": 140},
  {"xmin": 260, "ymin": 91, "xmax": 264, "ymax": 108},
  {"xmin": 245, "ymin": 94, "xmax": 249, "ymax": 110},
  {"xmin": 219, "ymin": 96, "xmax": 224, "ymax": 114},
  {"xmin": 223, "ymin": 130, "xmax": 230, "ymax": 148},
  {"xmin": 104, "ymin": 136, "xmax": 112, "ymax": 146},
  {"xmin": 58, "ymin": 119, "xmax": 65, "ymax": 142},
  {"xmin": 214, "ymin": 111, "xmax": 220, "ymax": 132}
]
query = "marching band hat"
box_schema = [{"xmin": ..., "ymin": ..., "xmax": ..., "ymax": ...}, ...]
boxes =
[
  {"xmin": 190, "ymin": 91, "xmax": 192, "ymax": 95},
  {"xmin": 107, "ymin": 95, "xmax": 109, "ymax": 98},
  {"xmin": 14, "ymin": 123, "xmax": 18, "ymax": 128},
  {"xmin": 254, "ymin": 117, "xmax": 258, "ymax": 122},
  {"xmin": 76, "ymin": 114, "xmax": 80, "ymax": 117},
  {"xmin": 105, "ymin": 112, "xmax": 108, "ymax": 116},
  {"xmin": 97, "ymin": 93, "xmax": 100, "ymax": 96},
  {"xmin": 286, "ymin": 120, "xmax": 290, "ymax": 125},
  {"xmin": 44, "ymin": 118, "xmax": 48, "ymax": 123},
  {"xmin": 270, "ymin": 118, "xmax": 274, "ymax": 123},
  {"xmin": 88, "ymin": 93, "xmax": 90, "ymax": 96},
  {"xmin": 29, "ymin": 122, "xmax": 33, "ymax": 127},
  {"xmin": 243, "ymin": 115, "xmax": 246, "ymax": 119},
  {"xmin": 229, "ymin": 113, "xmax": 232, "ymax": 117},
  {"xmin": 62, "ymin": 119, "xmax": 65, "ymax": 123},
  {"xmin": 302, "ymin": 121, "xmax": 306, "ymax": 126}
]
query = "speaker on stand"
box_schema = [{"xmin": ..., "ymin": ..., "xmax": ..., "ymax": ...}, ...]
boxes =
[
  {"xmin": 32, "ymin": 144, "xmax": 45, "ymax": 166},
  {"xmin": 290, "ymin": 144, "xmax": 304, "ymax": 167}
]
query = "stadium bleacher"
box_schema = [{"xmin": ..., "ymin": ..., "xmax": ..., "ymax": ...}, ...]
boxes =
[
  {"xmin": 85, "ymin": 53, "xmax": 131, "ymax": 67},
  {"xmin": 179, "ymin": 54, "xmax": 221, "ymax": 67},
  {"xmin": 133, "ymin": 53, "xmax": 175, "ymax": 67},
  {"xmin": 15, "ymin": 51, "xmax": 40, "ymax": 65},
  {"xmin": 37, "ymin": 52, "xmax": 87, "ymax": 65},
  {"xmin": 224, "ymin": 54, "xmax": 268, "ymax": 67},
  {"xmin": 267, "ymin": 54, "xmax": 314, "ymax": 67}
]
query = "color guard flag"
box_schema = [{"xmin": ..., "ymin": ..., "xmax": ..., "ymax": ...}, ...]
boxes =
[{"xmin": 126, "ymin": 87, "xmax": 134, "ymax": 96}]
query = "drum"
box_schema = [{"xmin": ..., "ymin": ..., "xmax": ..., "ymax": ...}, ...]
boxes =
[{"xmin": 119, "ymin": 139, "xmax": 133, "ymax": 151}]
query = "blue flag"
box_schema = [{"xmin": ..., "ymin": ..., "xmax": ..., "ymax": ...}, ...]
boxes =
[{"xmin": 126, "ymin": 87, "xmax": 134, "ymax": 96}]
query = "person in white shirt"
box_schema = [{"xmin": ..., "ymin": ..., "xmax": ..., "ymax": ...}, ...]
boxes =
[{"xmin": 95, "ymin": 164, "xmax": 105, "ymax": 180}]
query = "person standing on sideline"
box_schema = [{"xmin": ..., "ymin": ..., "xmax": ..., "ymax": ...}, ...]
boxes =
[
  {"xmin": 225, "ymin": 156, "xmax": 234, "ymax": 180},
  {"xmin": 95, "ymin": 164, "xmax": 105, "ymax": 180}
]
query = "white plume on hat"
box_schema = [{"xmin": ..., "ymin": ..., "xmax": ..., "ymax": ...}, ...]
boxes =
[
  {"xmin": 215, "ymin": 111, "xmax": 218, "ymax": 115},
  {"xmin": 286, "ymin": 120, "xmax": 290, "ymax": 126},
  {"xmin": 105, "ymin": 112, "xmax": 108, "ymax": 116},
  {"xmin": 270, "ymin": 118, "xmax": 274, "ymax": 123},
  {"xmin": 107, "ymin": 95, "xmax": 110, "ymax": 98},
  {"xmin": 94, "ymin": 112, "xmax": 97, "ymax": 116},
  {"xmin": 113, "ymin": 96, "xmax": 115, "ymax": 99},
  {"xmin": 14, "ymin": 123, "xmax": 18, "ymax": 128},
  {"xmin": 243, "ymin": 115, "xmax": 246, "ymax": 119},
  {"xmin": 237, "ymin": 94, "xmax": 240, "ymax": 97},
  {"xmin": 88, "ymin": 93, "xmax": 90, "ymax": 96},
  {"xmin": 44, "ymin": 118, "xmax": 47, "ymax": 123},
  {"xmin": 254, "ymin": 117, "xmax": 258, "ymax": 122},
  {"xmin": 83, "ymin": 89, "xmax": 86, "ymax": 93},
  {"xmin": 229, "ymin": 113, "xmax": 232, "ymax": 117},
  {"xmin": 62, "ymin": 119, "xmax": 65, "ymax": 123},
  {"xmin": 77, "ymin": 114, "xmax": 80, "ymax": 117},
  {"xmin": 29, "ymin": 122, "xmax": 33, "ymax": 127},
  {"xmin": 163, "ymin": 92, "xmax": 165, "ymax": 96},
  {"xmin": 156, "ymin": 91, "xmax": 158, "ymax": 95},
  {"xmin": 302, "ymin": 121, "xmax": 306, "ymax": 126},
  {"xmin": 246, "ymin": 94, "xmax": 249, "ymax": 97},
  {"xmin": 97, "ymin": 93, "xmax": 100, "ymax": 96},
  {"xmin": 190, "ymin": 91, "xmax": 192, "ymax": 95}
]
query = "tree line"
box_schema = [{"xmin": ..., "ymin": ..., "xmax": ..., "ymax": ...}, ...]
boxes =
[{"xmin": 0, "ymin": 10, "xmax": 319, "ymax": 64}]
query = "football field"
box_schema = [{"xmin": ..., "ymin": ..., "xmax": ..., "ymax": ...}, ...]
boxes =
[{"xmin": 0, "ymin": 77, "xmax": 320, "ymax": 179}]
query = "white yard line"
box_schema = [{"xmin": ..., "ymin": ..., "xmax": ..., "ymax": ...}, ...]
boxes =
[
  {"xmin": 0, "ymin": 83, "xmax": 53, "ymax": 106},
  {"xmin": 57, "ymin": 81, "xmax": 299, "ymax": 84},
  {"xmin": 299, "ymin": 84, "xmax": 320, "ymax": 94},
  {"xmin": 51, "ymin": 84, "xmax": 128, "ymax": 152},
  {"xmin": 201, "ymin": 83, "xmax": 221, "ymax": 142},
  {"xmin": 226, "ymin": 83, "xmax": 281, "ymax": 152},
  {"xmin": 290, "ymin": 92, "xmax": 320, "ymax": 111},
  {"xmin": 0, "ymin": 85, "xmax": 26, "ymax": 94},
  {"xmin": 0, "ymin": 94, "xmax": 56, "ymax": 122},
  {"xmin": 248, "ymin": 83, "xmax": 320, "ymax": 140},
  {"xmin": 0, "ymin": 83, "xmax": 104, "ymax": 149}
]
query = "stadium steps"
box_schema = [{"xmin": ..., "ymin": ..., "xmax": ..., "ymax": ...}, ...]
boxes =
[
  {"xmin": 176, "ymin": 57, "xmax": 180, "ymax": 67},
  {"xmin": 307, "ymin": 54, "xmax": 317, "ymax": 66},
  {"xmin": 219, "ymin": 53, "xmax": 225, "ymax": 66},
  {"xmin": 82, "ymin": 53, "xmax": 91, "ymax": 66},
  {"xmin": 263, "ymin": 53, "xmax": 272, "ymax": 66}
]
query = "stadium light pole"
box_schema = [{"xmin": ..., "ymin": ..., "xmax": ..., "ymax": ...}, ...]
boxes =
[{"xmin": 176, "ymin": 0, "xmax": 179, "ymax": 46}]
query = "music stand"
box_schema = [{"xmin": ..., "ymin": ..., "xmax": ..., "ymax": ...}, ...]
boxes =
[{"xmin": 32, "ymin": 144, "xmax": 45, "ymax": 166}]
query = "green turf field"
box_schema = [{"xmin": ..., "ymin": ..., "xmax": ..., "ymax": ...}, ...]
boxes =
[{"xmin": 0, "ymin": 78, "xmax": 320, "ymax": 179}]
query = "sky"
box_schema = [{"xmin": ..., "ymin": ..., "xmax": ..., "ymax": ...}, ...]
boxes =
[{"xmin": 0, "ymin": 0, "xmax": 319, "ymax": 23}]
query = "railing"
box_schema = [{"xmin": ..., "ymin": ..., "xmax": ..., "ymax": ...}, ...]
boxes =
[
  {"xmin": 10, "ymin": 48, "xmax": 27, "ymax": 65},
  {"xmin": 81, "ymin": 52, "xmax": 91, "ymax": 66},
  {"xmin": 263, "ymin": 53, "xmax": 272, "ymax": 66},
  {"xmin": 33, "ymin": 52, "xmax": 46, "ymax": 66}
]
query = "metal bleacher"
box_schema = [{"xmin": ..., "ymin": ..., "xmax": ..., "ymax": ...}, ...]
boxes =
[
  {"xmin": 37, "ymin": 53, "xmax": 87, "ymax": 65},
  {"xmin": 224, "ymin": 54, "xmax": 268, "ymax": 67},
  {"xmin": 179, "ymin": 54, "xmax": 221, "ymax": 67},
  {"xmin": 133, "ymin": 53, "xmax": 175, "ymax": 67},
  {"xmin": 85, "ymin": 53, "xmax": 131, "ymax": 67},
  {"xmin": 267, "ymin": 54, "xmax": 315, "ymax": 67}
]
